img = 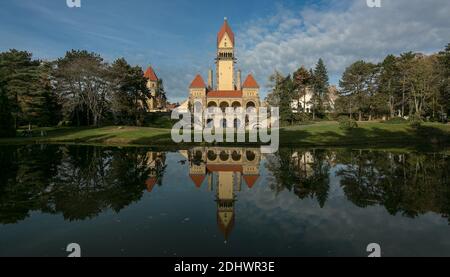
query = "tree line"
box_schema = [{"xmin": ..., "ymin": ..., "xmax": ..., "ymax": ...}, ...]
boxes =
[
  {"xmin": 0, "ymin": 49, "xmax": 166, "ymax": 137},
  {"xmin": 266, "ymin": 58, "xmax": 331, "ymax": 125},
  {"xmin": 267, "ymin": 43, "xmax": 450, "ymax": 125},
  {"xmin": 337, "ymin": 44, "xmax": 450, "ymax": 122}
]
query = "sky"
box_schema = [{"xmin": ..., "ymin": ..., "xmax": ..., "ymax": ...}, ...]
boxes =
[{"xmin": 1, "ymin": 0, "xmax": 449, "ymax": 103}]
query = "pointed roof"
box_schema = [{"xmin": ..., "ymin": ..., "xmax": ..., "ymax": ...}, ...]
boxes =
[
  {"xmin": 189, "ymin": 74, "xmax": 206, "ymax": 88},
  {"xmin": 242, "ymin": 74, "xmax": 259, "ymax": 88},
  {"xmin": 217, "ymin": 18, "xmax": 235, "ymax": 47},
  {"xmin": 146, "ymin": 177, "xmax": 158, "ymax": 192},
  {"xmin": 190, "ymin": 174, "xmax": 206, "ymax": 188},
  {"xmin": 243, "ymin": 175, "xmax": 259, "ymax": 188},
  {"xmin": 144, "ymin": 66, "xmax": 158, "ymax": 81},
  {"xmin": 217, "ymin": 211, "xmax": 235, "ymax": 241}
]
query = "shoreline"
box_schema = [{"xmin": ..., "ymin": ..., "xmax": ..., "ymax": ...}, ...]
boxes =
[{"xmin": 1, "ymin": 122, "xmax": 449, "ymax": 151}]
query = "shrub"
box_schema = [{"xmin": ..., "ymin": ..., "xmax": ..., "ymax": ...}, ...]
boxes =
[
  {"xmin": 384, "ymin": 117, "xmax": 407, "ymax": 124},
  {"xmin": 338, "ymin": 116, "xmax": 358, "ymax": 130},
  {"xmin": 409, "ymin": 114, "xmax": 423, "ymax": 129}
]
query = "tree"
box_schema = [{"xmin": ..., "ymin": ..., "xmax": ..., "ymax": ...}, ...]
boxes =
[
  {"xmin": 379, "ymin": 55, "xmax": 400, "ymax": 118},
  {"xmin": 110, "ymin": 58, "xmax": 149, "ymax": 125},
  {"xmin": 438, "ymin": 44, "xmax": 450, "ymax": 117},
  {"xmin": 0, "ymin": 50, "xmax": 59, "ymax": 128},
  {"xmin": 55, "ymin": 50, "xmax": 110, "ymax": 126},
  {"xmin": 397, "ymin": 52, "xmax": 416, "ymax": 117},
  {"xmin": 266, "ymin": 71, "xmax": 285, "ymax": 108},
  {"xmin": 293, "ymin": 66, "xmax": 312, "ymax": 116},
  {"xmin": 311, "ymin": 58, "xmax": 329, "ymax": 120},
  {"xmin": 0, "ymin": 89, "xmax": 15, "ymax": 137},
  {"xmin": 279, "ymin": 75, "xmax": 295, "ymax": 125},
  {"xmin": 339, "ymin": 61, "xmax": 378, "ymax": 121}
]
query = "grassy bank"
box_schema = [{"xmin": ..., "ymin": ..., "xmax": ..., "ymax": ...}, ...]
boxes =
[{"xmin": 0, "ymin": 122, "xmax": 449, "ymax": 149}]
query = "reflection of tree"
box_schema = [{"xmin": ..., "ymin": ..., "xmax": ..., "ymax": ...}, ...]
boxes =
[
  {"xmin": 0, "ymin": 145, "xmax": 166, "ymax": 224},
  {"xmin": 266, "ymin": 149, "xmax": 331, "ymax": 207},
  {"xmin": 0, "ymin": 145, "xmax": 62, "ymax": 223},
  {"xmin": 336, "ymin": 150, "xmax": 450, "ymax": 222}
]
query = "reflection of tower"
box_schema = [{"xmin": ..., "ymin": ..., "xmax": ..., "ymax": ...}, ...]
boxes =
[
  {"xmin": 184, "ymin": 147, "xmax": 261, "ymax": 241},
  {"xmin": 144, "ymin": 152, "xmax": 166, "ymax": 192}
]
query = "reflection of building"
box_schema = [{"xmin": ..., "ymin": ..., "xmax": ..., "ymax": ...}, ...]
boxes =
[
  {"xmin": 187, "ymin": 19, "xmax": 261, "ymax": 115},
  {"xmin": 142, "ymin": 151, "xmax": 166, "ymax": 192},
  {"xmin": 291, "ymin": 150, "xmax": 337, "ymax": 178},
  {"xmin": 291, "ymin": 151, "xmax": 315, "ymax": 178},
  {"xmin": 180, "ymin": 147, "xmax": 261, "ymax": 240},
  {"xmin": 143, "ymin": 66, "xmax": 167, "ymax": 112}
]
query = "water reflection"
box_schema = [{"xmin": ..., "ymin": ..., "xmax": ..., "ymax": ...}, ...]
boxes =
[
  {"xmin": 265, "ymin": 149, "xmax": 450, "ymax": 222},
  {"xmin": 179, "ymin": 147, "xmax": 262, "ymax": 239},
  {"xmin": 0, "ymin": 145, "xmax": 166, "ymax": 223},
  {"xmin": 1, "ymin": 145, "xmax": 450, "ymax": 256}
]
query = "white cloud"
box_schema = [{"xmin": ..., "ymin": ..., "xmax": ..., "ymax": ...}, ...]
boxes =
[{"xmin": 236, "ymin": 0, "xmax": 450, "ymax": 98}]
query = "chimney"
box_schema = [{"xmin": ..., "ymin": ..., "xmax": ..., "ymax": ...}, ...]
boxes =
[
  {"xmin": 208, "ymin": 69, "xmax": 213, "ymax": 89},
  {"xmin": 236, "ymin": 69, "xmax": 242, "ymax": 90}
]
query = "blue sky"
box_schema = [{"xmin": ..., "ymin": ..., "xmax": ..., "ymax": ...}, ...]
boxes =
[{"xmin": 1, "ymin": 0, "xmax": 449, "ymax": 102}]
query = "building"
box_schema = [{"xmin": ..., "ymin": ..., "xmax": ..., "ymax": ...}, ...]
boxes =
[
  {"xmin": 143, "ymin": 66, "xmax": 167, "ymax": 112},
  {"xmin": 291, "ymin": 85, "xmax": 339, "ymax": 114},
  {"xmin": 188, "ymin": 18, "xmax": 261, "ymax": 117}
]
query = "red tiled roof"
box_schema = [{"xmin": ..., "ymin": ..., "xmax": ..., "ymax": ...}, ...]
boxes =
[
  {"xmin": 217, "ymin": 19, "xmax": 235, "ymax": 47},
  {"xmin": 207, "ymin": 165, "xmax": 243, "ymax": 172},
  {"xmin": 243, "ymin": 175, "xmax": 259, "ymax": 188},
  {"xmin": 207, "ymin": 90, "xmax": 243, "ymax": 98},
  {"xmin": 144, "ymin": 66, "xmax": 158, "ymax": 81},
  {"xmin": 190, "ymin": 74, "xmax": 206, "ymax": 88},
  {"xmin": 146, "ymin": 177, "xmax": 158, "ymax": 192},
  {"xmin": 242, "ymin": 74, "xmax": 259, "ymax": 88},
  {"xmin": 190, "ymin": 174, "xmax": 206, "ymax": 188}
]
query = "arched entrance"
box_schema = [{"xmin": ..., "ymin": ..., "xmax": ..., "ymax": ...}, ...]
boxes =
[
  {"xmin": 220, "ymin": 102, "xmax": 229, "ymax": 112},
  {"xmin": 246, "ymin": 101, "xmax": 256, "ymax": 109}
]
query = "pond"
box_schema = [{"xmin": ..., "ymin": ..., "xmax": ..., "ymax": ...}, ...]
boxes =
[{"xmin": 0, "ymin": 144, "xmax": 449, "ymax": 257}]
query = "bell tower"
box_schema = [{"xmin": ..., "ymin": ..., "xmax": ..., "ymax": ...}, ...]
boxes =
[{"xmin": 216, "ymin": 18, "xmax": 235, "ymax": 91}]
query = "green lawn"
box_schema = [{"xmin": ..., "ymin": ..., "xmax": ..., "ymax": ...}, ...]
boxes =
[
  {"xmin": 1, "ymin": 122, "xmax": 449, "ymax": 149},
  {"xmin": 280, "ymin": 121, "xmax": 450, "ymax": 149}
]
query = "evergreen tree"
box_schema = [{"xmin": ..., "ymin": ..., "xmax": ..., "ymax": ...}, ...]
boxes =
[
  {"xmin": 0, "ymin": 50, "xmax": 59, "ymax": 128},
  {"xmin": 339, "ymin": 60, "xmax": 378, "ymax": 121},
  {"xmin": 110, "ymin": 58, "xmax": 149, "ymax": 125},
  {"xmin": 312, "ymin": 58, "xmax": 329, "ymax": 120}
]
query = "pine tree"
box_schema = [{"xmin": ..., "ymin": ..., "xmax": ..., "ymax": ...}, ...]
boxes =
[
  {"xmin": 0, "ymin": 50, "xmax": 59, "ymax": 128},
  {"xmin": 312, "ymin": 58, "xmax": 329, "ymax": 120},
  {"xmin": 110, "ymin": 58, "xmax": 149, "ymax": 125}
]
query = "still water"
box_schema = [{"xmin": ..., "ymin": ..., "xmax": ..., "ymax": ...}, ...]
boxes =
[{"xmin": 0, "ymin": 144, "xmax": 449, "ymax": 257}]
